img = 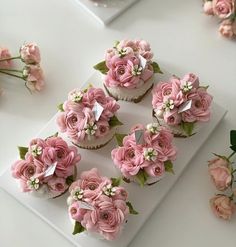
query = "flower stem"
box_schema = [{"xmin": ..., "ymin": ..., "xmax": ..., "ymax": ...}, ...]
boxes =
[
  {"xmin": 227, "ymin": 151, "xmax": 236, "ymax": 160},
  {"xmin": 0, "ymin": 70, "xmax": 24, "ymax": 79},
  {"xmin": 0, "ymin": 68, "xmax": 23, "ymax": 73},
  {"xmin": 0, "ymin": 56, "xmax": 20, "ymax": 62}
]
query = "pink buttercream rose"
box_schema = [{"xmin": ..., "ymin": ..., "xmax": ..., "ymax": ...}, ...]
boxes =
[
  {"xmin": 47, "ymin": 176, "xmax": 68, "ymax": 196},
  {"xmin": 181, "ymin": 73, "xmax": 200, "ymax": 89},
  {"xmin": 102, "ymin": 96, "xmax": 120, "ymax": 119},
  {"xmin": 113, "ymin": 187, "xmax": 128, "ymax": 201},
  {"xmin": 182, "ymin": 88, "xmax": 213, "ymax": 123},
  {"xmin": 23, "ymin": 65, "xmax": 44, "ymax": 91},
  {"xmin": 144, "ymin": 161, "xmax": 165, "ymax": 178},
  {"xmin": 203, "ymin": 1, "xmax": 214, "ymax": 15},
  {"xmin": 135, "ymin": 39, "xmax": 154, "ymax": 60},
  {"xmin": 69, "ymin": 201, "xmax": 87, "ymax": 222},
  {"xmin": 95, "ymin": 120, "xmax": 110, "ymax": 138},
  {"xmin": 208, "ymin": 157, "xmax": 231, "ymax": 191},
  {"xmin": 0, "ymin": 47, "xmax": 12, "ymax": 69},
  {"xmin": 81, "ymin": 195, "xmax": 128, "ymax": 240},
  {"xmin": 111, "ymin": 145, "xmax": 143, "ymax": 178},
  {"xmin": 20, "ymin": 43, "xmax": 41, "ymax": 64},
  {"xmin": 210, "ymin": 195, "xmax": 235, "ymax": 220},
  {"xmin": 212, "ymin": 0, "xmax": 235, "ymax": 19},
  {"xmin": 163, "ymin": 109, "xmax": 182, "ymax": 126},
  {"xmin": 219, "ymin": 19, "xmax": 236, "ymax": 38}
]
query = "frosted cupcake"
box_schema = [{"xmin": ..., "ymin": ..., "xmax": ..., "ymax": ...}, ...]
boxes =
[
  {"xmin": 67, "ymin": 168, "xmax": 137, "ymax": 240},
  {"xmin": 152, "ymin": 73, "xmax": 213, "ymax": 137},
  {"xmin": 57, "ymin": 86, "xmax": 122, "ymax": 149},
  {"xmin": 111, "ymin": 123, "xmax": 177, "ymax": 186},
  {"xmin": 11, "ymin": 134, "xmax": 81, "ymax": 199},
  {"xmin": 94, "ymin": 39, "xmax": 163, "ymax": 103}
]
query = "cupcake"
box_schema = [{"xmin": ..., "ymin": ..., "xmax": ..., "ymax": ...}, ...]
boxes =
[
  {"xmin": 11, "ymin": 133, "xmax": 81, "ymax": 199},
  {"xmin": 67, "ymin": 168, "xmax": 137, "ymax": 240},
  {"xmin": 111, "ymin": 123, "xmax": 177, "ymax": 186},
  {"xmin": 94, "ymin": 39, "xmax": 163, "ymax": 103},
  {"xmin": 57, "ymin": 86, "xmax": 122, "ymax": 149},
  {"xmin": 152, "ymin": 73, "xmax": 213, "ymax": 137}
]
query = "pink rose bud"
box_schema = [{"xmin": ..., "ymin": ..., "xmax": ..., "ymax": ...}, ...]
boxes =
[
  {"xmin": 219, "ymin": 19, "xmax": 235, "ymax": 39},
  {"xmin": 20, "ymin": 43, "xmax": 41, "ymax": 64},
  {"xmin": 203, "ymin": 1, "xmax": 214, "ymax": 15},
  {"xmin": 0, "ymin": 47, "xmax": 12, "ymax": 69},
  {"xmin": 23, "ymin": 65, "xmax": 45, "ymax": 91},
  {"xmin": 208, "ymin": 157, "xmax": 232, "ymax": 191},
  {"xmin": 210, "ymin": 195, "xmax": 235, "ymax": 220},
  {"xmin": 212, "ymin": 0, "xmax": 235, "ymax": 19}
]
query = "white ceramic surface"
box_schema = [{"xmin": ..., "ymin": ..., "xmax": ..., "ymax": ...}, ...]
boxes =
[
  {"xmin": 0, "ymin": 72, "xmax": 226, "ymax": 247},
  {"xmin": 76, "ymin": 0, "xmax": 139, "ymax": 25}
]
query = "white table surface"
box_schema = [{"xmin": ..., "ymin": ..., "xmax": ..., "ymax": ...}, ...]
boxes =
[{"xmin": 0, "ymin": 0, "xmax": 235, "ymax": 246}]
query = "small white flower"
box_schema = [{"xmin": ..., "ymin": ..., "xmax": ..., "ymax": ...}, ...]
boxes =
[
  {"xmin": 146, "ymin": 123, "xmax": 160, "ymax": 134},
  {"xmin": 71, "ymin": 187, "xmax": 84, "ymax": 200},
  {"xmin": 132, "ymin": 65, "xmax": 143, "ymax": 76},
  {"xmin": 163, "ymin": 99, "xmax": 175, "ymax": 111},
  {"xmin": 84, "ymin": 122, "xmax": 97, "ymax": 136},
  {"xmin": 31, "ymin": 145, "xmax": 42, "ymax": 157},
  {"xmin": 181, "ymin": 81, "xmax": 193, "ymax": 93},
  {"xmin": 27, "ymin": 177, "xmax": 40, "ymax": 190},
  {"xmin": 70, "ymin": 91, "xmax": 83, "ymax": 103},
  {"xmin": 154, "ymin": 109, "xmax": 164, "ymax": 118},
  {"xmin": 118, "ymin": 48, "xmax": 128, "ymax": 57},
  {"xmin": 103, "ymin": 184, "xmax": 117, "ymax": 197},
  {"xmin": 143, "ymin": 148, "xmax": 158, "ymax": 162}
]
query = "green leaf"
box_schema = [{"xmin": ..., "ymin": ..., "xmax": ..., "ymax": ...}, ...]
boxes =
[
  {"xmin": 135, "ymin": 170, "xmax": 148, "ymax": 187},
  {"xmin": 83, "ymin": 83, "xmax": 93, "ymax": 93},
  {"xmin": 108, "ymin": 115, "xmax": 123, "ymax": 127},
  {"xmin": 57, "ymin": 103, "xmax": 64, "ymax": 112},
  {"xmin": 230, "ymin": 130, "xmax": 236, "ymax": 146},
  {"xmin": 115, "ymin": 133, "xmax": 127, "ymax": 146},
  {"xmin": 199, "ymin": 85, "xmax": 209, "ymax": 90},
  {"xmin": 113, "ymin": 40, "xmax": 120, "ymax": 48},
  {"xmin": 111, "ymin": 177, "xmax": 121, "ymax": 187},
  {"xmin": 46, "ymin": 132, "xmax": 59, "ymax": 140},
  {"xmin": 164, "ymin": 160, "xmax": 174, "ymax": 174},
  {"xmin": 72, "ymin": 221, "xmax": 85, "ymax": 235},
  {"xmin": 66, "ymin": 175, "xmax": 74, "ymax": 186},
  {"xmin": 126, "ymin": 201, "xmax": 138, "ymax": 215},
  {"xmin": 181, "ymin": 122, "xmax": 195, "ymax": 136},
  {"xmin": 123, "ymin": 176, "xmax": 131, "ymax": 183},
  {"xmin": 93, "ymin": 60, "xmax": 109, "ymax": 74},
  {"xmin": 18, "ymin": 146, "xmax": 28, "ymax": 160},
  {"xmin": 230, "ymin": 145, "xmax": 236, "ymax": 152},
  {"xmin": 151, "ymin": 62, "xmax": 163, "ymax": 74}
]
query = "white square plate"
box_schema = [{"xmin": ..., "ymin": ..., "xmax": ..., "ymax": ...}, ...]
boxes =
[
  {"xmin": 76, "ymin": 0, "xmax": 139, "ymax": 25},
  {"xmin": 0, "ymin": 71, "xmax": 226, "ymax": 247}
]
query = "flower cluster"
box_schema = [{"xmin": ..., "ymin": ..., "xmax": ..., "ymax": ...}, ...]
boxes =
[
  {"xmin": 203, "ymin": 0, "xmax": 236, "ymax": 39},
  {"xmin": 11, "ymin": 134, "xmax": 81, "ymax": 198},
  {"xmin": 208, "ymin": 130, "xmax": 236, "ymax": 220},
  {"xmin": 67, "ymin": 168, "xmax": 137, "ymax": 240},
  {"xmin": 0, "ymin": 42, "xmax": 44, "ymax": 93},
  {"xmin": 111, "ymin": 123, "xmax": 177, "ymax": 186},
  {"xmin": 152, "ymin": 73, "xmax": 213, "ymax": 137},
  {"xmin": 94, "ymin": 39, "xmax": 162, "ymax": 89},
  {"xmin": 57, "ymin": 86, "xmax": 122, "ymax": 146}
]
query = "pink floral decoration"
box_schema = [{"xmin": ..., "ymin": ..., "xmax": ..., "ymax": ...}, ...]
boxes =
[
  {"xmin": 20, "ymin": 43, "xmax": 41, "ymax": 65},
  {"xmin": 67, "ymin": 168, "xmax": 137, "ymax": 240},
  {"xmin": 111, "ymin": 124, "xmax": 177, "ymax": 186},
  {"xmin": 0, "ymin": 47, "xmax": 13, "ymax": 69},
  {"xmin": 56, "ymin": 86, "xmax": 120, "ymax": 144},
  {"xmin": 11, "ymin": 134, "xmax": 81, "ymax": 198}
]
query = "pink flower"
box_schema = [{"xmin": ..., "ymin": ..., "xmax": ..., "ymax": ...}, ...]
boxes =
[
  {"xmin": 95, "ymin": 120, "xmax": 110, "ymax": 138},
  {"xmin": 144, "ymin": 161, "xmax": 165, "ymax": 178},
  {"xmin": 182, "ymin": 88, "xmax": 213, "ymax": 123},
  {"xmin": 219, "ymin": 19, "xmax": 236, "ymax": 38},
  {"xmin": 23, "ymin": 65, "xmax": 44, "ymax": 91},
  {"xmin": 181, "ymin": 73, "xmax": 200, "ymax": 90},
  {"xmin": 113, "ymin": 187, "xmax": 128, "ymax": 201},
  {"xmin": 203, "ymin": 1, "xmax": 214, "ymax": 15},
  {"xmin": 212, "ymin": 0, "xmax": 235, "ymax": 19},
  {"xmin": 82, "ymin": 87, "xmax": 107, "ymax": 108},
  {"xmin": 0, "ymin": 47, "xmax": 12, "ymax": 69},
  {"xmin": 69, "ymin": 202, "xmax": 87, "ymax": 222},
  {"xmin": 111, "ymin": 146, "xmax": 143, "ymax": 178},
  {"xmin": 81, "ymin": 195, "xmax": 128, "ymax": 240},
  {"xmin": 20, "ymin": 43, "xmax": 41, "ymax": 64},
  {"xmin": 208, "ymin": 157, "xmax": 231, "ymax": 191},
  {"xmin": 210, "ymin": 195, "xmax": 235, "ymax": 220},
  {"xmin": 163, "ymin": 109, "xmax": 182, "ymax": 126},
  {"xmin": 47, "ymin": 176, "xmax": 68, "ymax": 196}
]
